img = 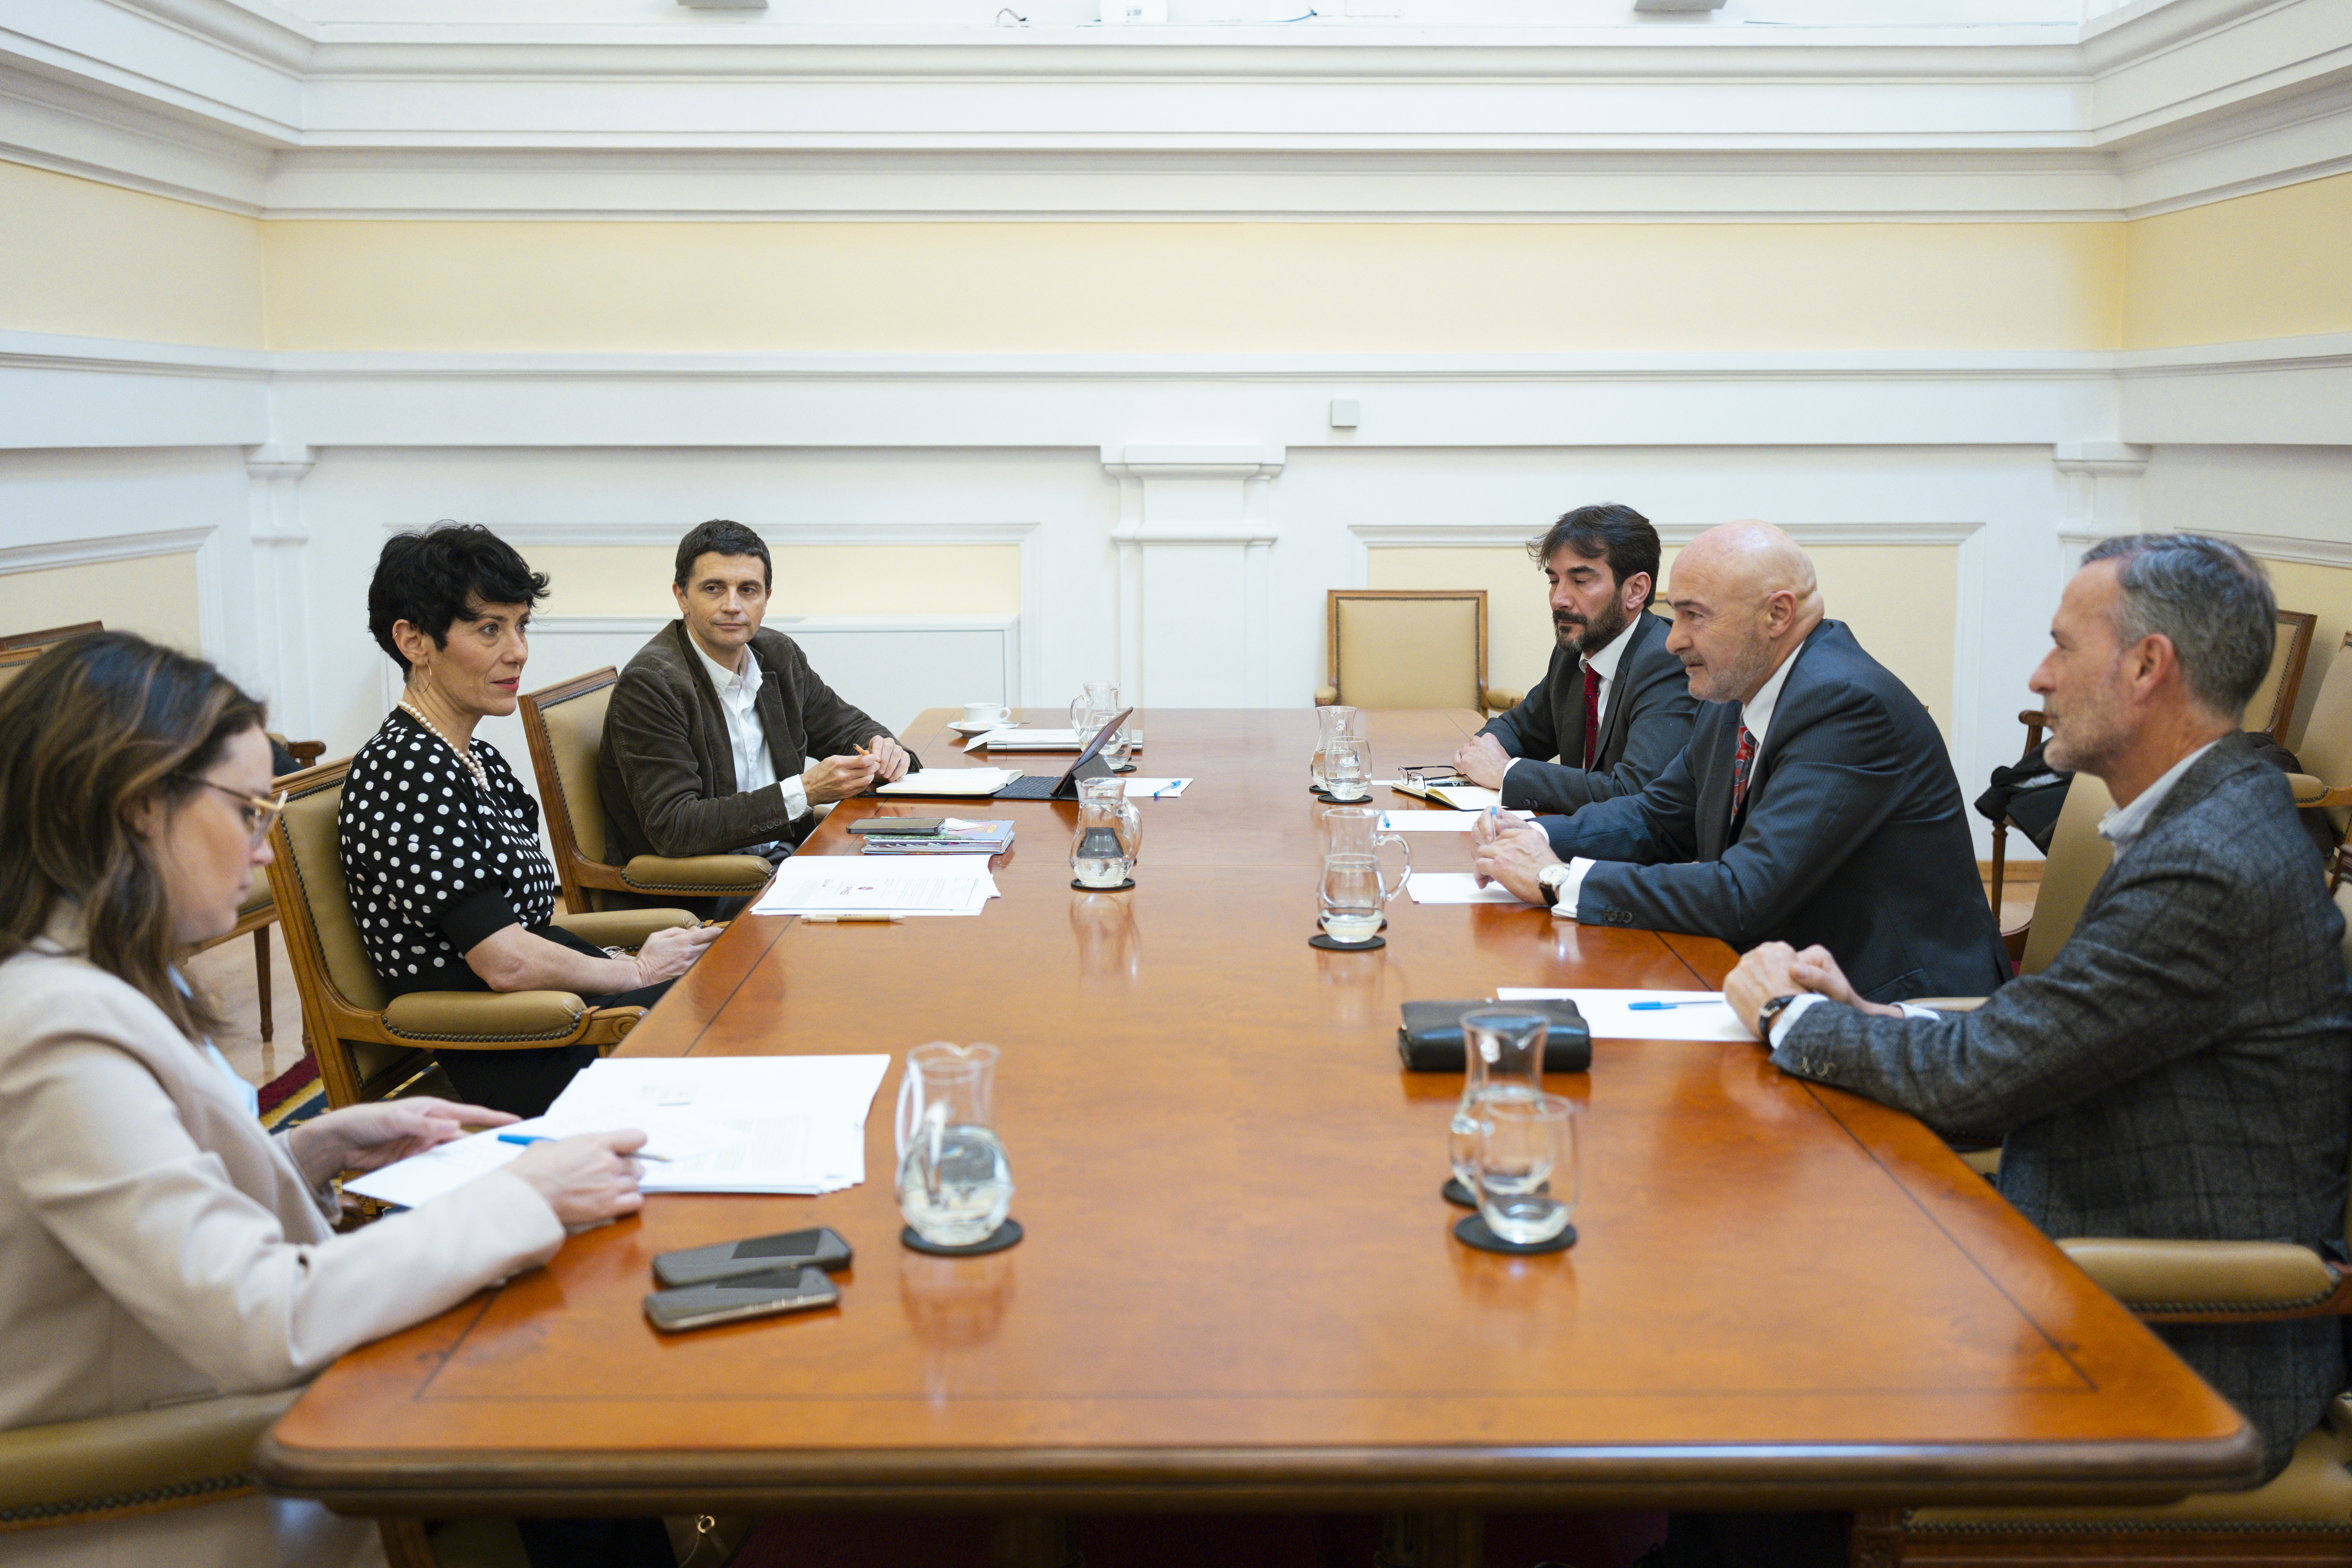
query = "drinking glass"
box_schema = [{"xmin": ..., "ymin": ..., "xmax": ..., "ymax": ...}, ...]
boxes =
[
  {"xmin": 1311, "ymin": 705, "xmax": 1360, "ymax": 792},
  {"xmin": 1069, "ymin": 774, "xmax": 1143, "ymax": 887},
  {"xmin": 1071, "ymin": 681, "xmax": 1129, "ymax": 770},
  {"xmin": 1447, "ymin": 1008, "xmax": 1549, "ymax": 1198},
  {"xmin": 895, "ymin": 1043, "xmax": 1015, "ymax": 1248},
  {"xmin": 1473, "ymin": 1092, "xmax": 1578, "ymax": 1246},
  {"xmin": 1319, "ymin": 849, "xmax": 1407, "ymax": 944}
]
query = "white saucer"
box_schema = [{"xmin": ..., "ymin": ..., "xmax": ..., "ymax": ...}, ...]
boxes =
[{"xmin": 949, "ymin": 719, "xmax": 1018, "ymax": 735}]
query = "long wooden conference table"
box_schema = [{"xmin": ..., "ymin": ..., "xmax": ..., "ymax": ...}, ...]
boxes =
[{"xmin": 259, "ymin": 707, "xmax": 2257, "ymax": 1562}]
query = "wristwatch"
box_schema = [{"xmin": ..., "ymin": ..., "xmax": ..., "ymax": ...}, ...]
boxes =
[
  {"xmin": 1536, "ymin": 862, "xmax": 1573, "ymax": 908},
  {"xmin": 1755, "ymin": 993, "xmax": 1800, "ymax": 1037}
]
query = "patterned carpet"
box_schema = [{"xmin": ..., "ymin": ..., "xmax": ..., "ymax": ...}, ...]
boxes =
[{"xmin": 259, "ymin": 1055, "xmax": 329, "ymax": 1132}]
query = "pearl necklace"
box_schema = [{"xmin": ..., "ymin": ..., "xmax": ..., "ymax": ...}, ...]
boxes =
[{"xmin": 398, "ymin": 700, "xmax": 490, "ymax": 793}]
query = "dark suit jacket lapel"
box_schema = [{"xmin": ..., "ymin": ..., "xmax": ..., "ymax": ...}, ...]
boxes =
[
  {"xmin": 1737, "ymin": 625, "xmax": 1832, "ymax": 814},
  {"xmin": 1589, "ymin": 612, "xmax": 1659, "ymax": 765},
  {"xmin": 1694, "ymin": 712, "xmax": 1738, "ymax": 861},
  {"xmin": 668, "ymin": 621, "xmax": 741, "ymax": 796}
]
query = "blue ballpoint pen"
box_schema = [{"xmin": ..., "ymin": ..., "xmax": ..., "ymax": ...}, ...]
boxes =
[{"xmin": 1627, "ymin": 999, "xmax": 1726, "ymax": 1010}]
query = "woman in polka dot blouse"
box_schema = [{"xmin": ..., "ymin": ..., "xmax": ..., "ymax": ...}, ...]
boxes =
[{"xmin": 339, "ymin": 525, "xmax": 720, "ymax": 1118}]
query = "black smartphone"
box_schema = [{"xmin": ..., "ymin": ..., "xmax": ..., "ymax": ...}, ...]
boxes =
[
  {"xmin": 846, "ymin": 818, "xmax": 944, "ymax": 836},
  {"xmin": 643, "ymin": 1267, "xmax": 838, "ymax": 1333},
  {"xmin": 652, "ymin": 1225, "xmax": 854, "ymax": 1288}
]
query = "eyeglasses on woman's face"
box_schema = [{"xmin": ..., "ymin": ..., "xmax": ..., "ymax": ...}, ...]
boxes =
[{"xmin": 198, "ymin": 780, "xmax": 288, "ymax": 847}]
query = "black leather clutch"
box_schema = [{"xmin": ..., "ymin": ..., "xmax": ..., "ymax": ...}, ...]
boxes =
[{"xmin": 1397, "ymin": 999, "xmax": 1592, "ymax": 1073}]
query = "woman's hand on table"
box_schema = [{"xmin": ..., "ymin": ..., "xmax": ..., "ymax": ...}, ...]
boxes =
[
  {"xmin": 507, "ymin": 1131, "xmax": 648, "ymax": 1227},
  {"xmin": 629, "ymin": 922, "xmax": 722, "ymax": 987}
]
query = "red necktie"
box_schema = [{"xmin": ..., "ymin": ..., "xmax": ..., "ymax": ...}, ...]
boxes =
[
  {"xmin": 1729, "ymin": 724, "xmax": 1757, "ymax": 827},
  {"xmin": 1580, "ymin": 664, "xmax": 1602, "ymax": 770}
]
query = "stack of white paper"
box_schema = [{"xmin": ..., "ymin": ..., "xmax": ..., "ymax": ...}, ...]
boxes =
[
  {"xmin": 551, "ymin": 1056, "xmax": 892, "ymax": 1194},
  {"xmin": 1376, "ymin": 810, "xmax": 1534, "ymax": 833},
  {"xmin": 876, "ymin": 768, "xmax": 1020, "ymax": 798},
  {"xmin": 1403, "ymin": 871, "xmax": 1534, "ymax": 906},
  {"xmin": 1496, "ymin": 987, "xmax": 1752, "ymax": 1042},
  {"xmin": 1124, "ymin": 777, "xmax": 1191, "ymax": 798},
  {"xmin": 751, "ymin": 853, "xmax": 1002, "ymax": 917},
  {"xmin": 343, "ymin": 1055, "xmax": 894, "ymax": 1206},
  {"xmin": 966, "ymin": 727, "xmax": 1081, "ymax": 750}
]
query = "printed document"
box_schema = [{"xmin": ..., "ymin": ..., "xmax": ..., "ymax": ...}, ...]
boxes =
[
  {"xmin": 1377, "ymin": 810, "xmax": 1534, "ymax": 833},
  {"xmin": 1404, "ymin": 871, "xmax": 1535, "ymax": 906},
  {"xmin": 551, "ymin": 1055, "xmax": 892, "ymax": 1195},
  {"xmin": 1496, "ymin": 988, "xmax": 1752, "ymax": 1043},
  {"xmin": 751, "ymin": 854, "xmax": 1001, "ymax": 916}
]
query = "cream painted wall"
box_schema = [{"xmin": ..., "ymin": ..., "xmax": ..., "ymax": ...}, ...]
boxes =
[
  {"xmin": 0, "ymin": 553, "xmax": 201, "ymax": 654},
  {"xmin": 261, "ymin": 221, "xmax": 2125, "ymax": 353},
  {"xmin": 2123, "ymin": 171, "xmax": 2352, "ymax": 350},
  {"xmin": 530, "ymin": 544, "xmax": 1022, "ymax": 618},
  {"xmin": 6, "ymin": 150, "xmax": 2349, "ymax": 358},
  {"xmin": 1370, "ymin": 542, "xmax": 1957, "ymax": 738},
  {"xmin": 0, "ymin": 163, "xmax": 265, "ymax": 348}
]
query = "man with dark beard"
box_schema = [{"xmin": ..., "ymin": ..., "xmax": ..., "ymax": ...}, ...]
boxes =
[{"xmin": 1451, "ymin": 503, "xmax": 1697, "ymax": 815}]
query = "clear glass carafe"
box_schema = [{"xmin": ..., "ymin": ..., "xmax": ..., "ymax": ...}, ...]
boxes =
[
  {"xmin": 1446, "ymin": 1008, "xmax": 1550, "ymax": 1201},
  {"xmin": 1311, "ymin": 705, "xmax": 1360, "ymax": 792},
  {"xmin": 895, "ymin": 1042, "xmax": 1014, "ymax": 1248},
  {"xmin": 1069, "ymin": 774, "xmax": 1143, "ymax": 888}
]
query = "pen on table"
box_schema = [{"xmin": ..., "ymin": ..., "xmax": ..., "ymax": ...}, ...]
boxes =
[
  {"xmin": 1628, "ymin": 999, "xmax": 1728, "ymax": 1010},
  {"xmin": 800, "ymin": 913, "xmax": 905, "ymax": 924},
  {"xmin": 1151, "ymin": 779, "xmax": 1183, "ymax": 798},
  {"xmin": 497, "ymin": 1133, "xmax": 670, "ymax": 1160}
]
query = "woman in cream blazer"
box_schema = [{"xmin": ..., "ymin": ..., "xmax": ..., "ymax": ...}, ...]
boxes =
[{"xmin": 0, "ymin": 633, "xmax": 651, "ymax": 1568}]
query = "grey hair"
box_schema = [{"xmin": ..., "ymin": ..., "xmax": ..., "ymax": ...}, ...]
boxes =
[{"xmin": 2080, "ymin": 533, "xmax": 2276, "ymax": 718}]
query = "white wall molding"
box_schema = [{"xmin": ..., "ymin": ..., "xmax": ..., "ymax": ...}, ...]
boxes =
[
  {"xmin": 0, "ymin": 523, "xmax": 226, "ymax": 663},
  {"xmin": 0, "ymin": 523, "xmax": 217, "ymax": 574},
  {"xmin": 243, "ymin": 442, "xmax": 315, "ymax": 737},
  {"xmin": 2195, "ymin": 530, "xmax": 2352, "ymax": 570},
  {"xmin": 7, "ymin": 0, "xmax": 2352, "ymax": 222},
  {"xmin": 1103, "ymin": 445, "xmax": 1284, "ymax": 708},
  {"xmin": 464, "ymin": 518, "xmax": 1046, "ymax": 699}
]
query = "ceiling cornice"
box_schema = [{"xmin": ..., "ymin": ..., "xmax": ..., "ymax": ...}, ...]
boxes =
[{"xmin": 1, "ymin": 0, "xmax": 2345, "ymax": 220}]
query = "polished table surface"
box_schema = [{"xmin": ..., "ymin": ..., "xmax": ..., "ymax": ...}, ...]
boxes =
[{"xmin": 258, "ymin": 708, "xmax": 2257, "ymax": 1517}]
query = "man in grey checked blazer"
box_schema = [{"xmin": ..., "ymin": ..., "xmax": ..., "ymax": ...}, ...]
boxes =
[{"xmin": 1728, "ymin": 533, "xmax": 2352, "ymax": 1480}]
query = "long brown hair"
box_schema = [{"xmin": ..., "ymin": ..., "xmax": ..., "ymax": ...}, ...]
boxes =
[{"xmin": 0, "ymin": 633, "xmax": 266, "ymax": 1040}]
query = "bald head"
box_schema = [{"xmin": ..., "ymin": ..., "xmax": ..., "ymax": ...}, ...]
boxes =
[{"xmin": 1663, "ymin": 520, "xmax": 1828, "ymax": 704}]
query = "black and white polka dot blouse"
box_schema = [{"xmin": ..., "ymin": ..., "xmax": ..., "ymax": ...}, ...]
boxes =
[{"xmin": 337, "ymin": 709, "xmax": 561, "ymax": 997}]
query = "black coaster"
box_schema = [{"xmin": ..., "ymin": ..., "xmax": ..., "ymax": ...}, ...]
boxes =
[
  {"xmin": 1110, "ymin": 763, "xmax": 1137, "ymax": 774},
  {"xmin": 901, "ymin": 1218, "xmax": 1024, "ymax": 1257},
  {"xmin": 1309, "ymin": 932, "xmax": 1385, "ymax": 951},
  {"xmin": 1072, "ymin": 878, "xmax": 1136, "ymax": 891},
  {"xmin": 1310, "ymin": 786, "xmax": 1334, "ymax": 799},
  {"xmin": 1453, "ymin": 1214, "xmax": 1576, "ymax": 1255},
  {"xmin": 1444, "ymin": 1176, "xmax": 1545, "ymax": 1208}
]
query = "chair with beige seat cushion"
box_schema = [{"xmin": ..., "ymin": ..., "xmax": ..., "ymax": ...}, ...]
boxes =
[
  {"xmin": 265, "ymin": 758, "xmax": 698, "ymax": 1109},
  {"xmin": 1862, "ymin": 853, "xmax": 2352, "ymax": 1565},
  {"xmin": 1313, "ymin": 590, "xmax": 1523, "ymax": 716},
  {"xmin": 518, "ymin": 668, "xmax": 774, "ymax": 916},
  {"xmin": 2284, "ymin": 633, "xmax": 2352, "ymax": 844}
]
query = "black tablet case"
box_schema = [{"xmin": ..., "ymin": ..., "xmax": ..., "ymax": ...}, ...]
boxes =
[{"xmin": 1397, "ymin": 999, "xmax": 1592, "ymax": 1073}]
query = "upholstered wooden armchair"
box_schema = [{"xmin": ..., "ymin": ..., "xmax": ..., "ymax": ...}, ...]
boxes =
[
  {"xmin": 265, "ymin": 758, "xmax": 697, "ymax": 1109},
  {"xmin": 1314, "ymin": 590, "xmax": 1522, "ymax": 716},
  {"xmin": 519, "ymin": 668, "xmax": 775, "ymax": 915},
  {"xmin": 1865, "ymin": 853, "xmax": 2352, "ymax": 1563}
]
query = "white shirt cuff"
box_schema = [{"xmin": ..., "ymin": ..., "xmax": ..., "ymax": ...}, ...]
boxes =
[
  {"xmin": 1499, "ymin": 756, "xmax": 1520, "ymax": 779},
  {"xmin": 1545, "ymin": 857, "xmax": 1597, "ymax": 920},
  {"xmin": 1767, "ymin": 994, "xmax": 1939, "ymax": 1048},
  {"xmin": 781, "ymin": 775, "xmax": 811, "ymax": 823}
]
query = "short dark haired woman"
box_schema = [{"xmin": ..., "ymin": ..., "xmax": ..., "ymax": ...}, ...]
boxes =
[
  {"xmin": 0, "ymin": 632, "xmax": 648, "ymax": 1568},
  {"xmin": 343, "ymin": 524, "xmax": 717, "ymax": 1116}
]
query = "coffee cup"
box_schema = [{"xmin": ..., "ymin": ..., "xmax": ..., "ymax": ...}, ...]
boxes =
[{"xmin": 962, "ymin": 702, "xmax": 1010, "ymax": 728}]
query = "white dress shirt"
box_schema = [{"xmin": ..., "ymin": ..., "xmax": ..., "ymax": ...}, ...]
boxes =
[
  {"xmin": 689, "ymin": 634, "xmax": 810, "ymax": 827},
  {"xmin": 1547, "ymin": 630, "xmax": 1807, "ymax": 921},
  {"xmin": 1503, "ymin": 616, "xmax": 1636, "ymax": 787},
  {"xmin": 2096, "ymin": 739, "xmax": 2219, "ymax": 861}
]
